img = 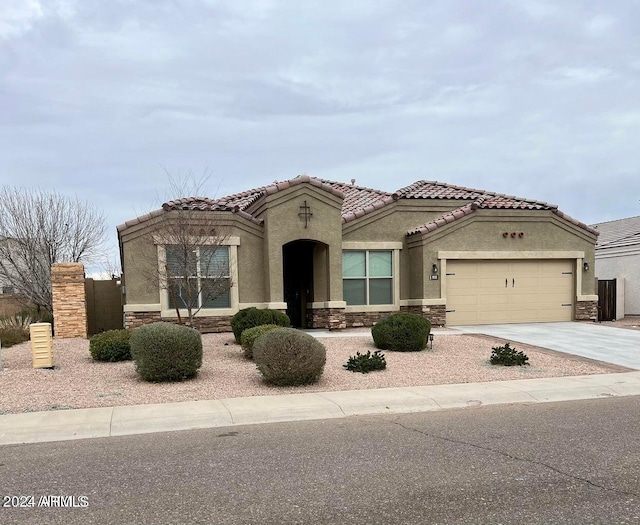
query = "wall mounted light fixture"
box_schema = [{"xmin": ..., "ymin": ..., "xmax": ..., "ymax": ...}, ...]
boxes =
[
  {"xmin": 583, "ymin": 262, "xmax": 589, "ymax": 271},
  {"xmin": 432, "ymin": 263, "xmax": 438, "ymax": 273}
]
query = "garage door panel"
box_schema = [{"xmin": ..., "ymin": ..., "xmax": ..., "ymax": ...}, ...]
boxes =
[
  {"xmin": 479, "ymin": 278, "xmax": 508, "ymax": 290},
  {"xmin": 479, "ymin": 295, "xmax": 509, "ymax": 307},
  {"xmin": 451, "ymin": 295, "xmax": 478, "ymax": 306},
  {"xmin": 446, "ymin": 259, "xmax": 574, "ymax": 326}
]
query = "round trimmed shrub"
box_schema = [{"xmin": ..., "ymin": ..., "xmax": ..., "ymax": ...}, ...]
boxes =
[
  {"xmin": 129, "ymin": 322, "xmax": 203, "ymax": 382},
  {"xmin": 371, "ymin": 313, "xmax": 431, "ymax": 352},
  {"xmin": 89, "ymin": 329, "xmax": 132, "ymax": 362},
  {"xmin": 253, "ymin": 327, "xmax": 326, "ymax": 386},
  {"xmin": 240, "ymin": 324, "xmax": 280, "ymax": 359},
  {"xmin": 231, "ymin": 307, "xmax": 290, "ymax": 343}
]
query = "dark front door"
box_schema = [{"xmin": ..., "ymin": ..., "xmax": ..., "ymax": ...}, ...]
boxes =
[
  {"xmin": 283, "ymin": 241, "xmax": 315, "ymax": 328},
  {"xmin": 598, "ymin": 279, "xmax": 616, "ymax": 321}
]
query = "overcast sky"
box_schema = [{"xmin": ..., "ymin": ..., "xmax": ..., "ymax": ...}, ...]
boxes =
[{"xmin": 1, "ymin": 0, "xmax": 639, "ymax": 269}]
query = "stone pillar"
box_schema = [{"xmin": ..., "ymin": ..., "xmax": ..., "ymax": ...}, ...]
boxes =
[
  {"xmin": 575, "ymin": 300, "xmax": 598, "ymax": 321},
  {"xmin": 52, "ymin": 263, "xmax": 88, "ymax": 338}
]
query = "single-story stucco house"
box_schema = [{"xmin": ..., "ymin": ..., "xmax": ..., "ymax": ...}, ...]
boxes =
[
  {"xmin": 592, "ymin": 215, "xmax": 640, "ymax": 319},
  {"xmin": 117, "ymin": 174, "xmax": 599, "ymax": 332}
]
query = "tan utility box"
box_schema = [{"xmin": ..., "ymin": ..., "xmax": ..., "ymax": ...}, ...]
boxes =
[{"xmin": 30, "ymin": 322, "xmax": 54, "ymax": 369}]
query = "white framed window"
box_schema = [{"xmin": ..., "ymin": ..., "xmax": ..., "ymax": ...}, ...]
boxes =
[
  {"xmin": 342, "ymin": 250, "xmax": 393, "ymax": 305},
  {"xmin": 165, "ymin": 245, "xmax": 231, "ymax": 309}
]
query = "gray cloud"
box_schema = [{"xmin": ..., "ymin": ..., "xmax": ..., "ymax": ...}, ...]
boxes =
[{"xmin": 1, "ymin": 0, "xmax": 639, "ymax": 271}]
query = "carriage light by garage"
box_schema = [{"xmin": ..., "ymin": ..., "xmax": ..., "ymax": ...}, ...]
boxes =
[{"xmin": 583, "ymin": 262, "xmax": 589, "ymax": 271}]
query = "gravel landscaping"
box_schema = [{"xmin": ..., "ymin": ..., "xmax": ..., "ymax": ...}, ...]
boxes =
[{"xmin": 0, "ymin": 330, "xmax": 623, "ymax": 415}]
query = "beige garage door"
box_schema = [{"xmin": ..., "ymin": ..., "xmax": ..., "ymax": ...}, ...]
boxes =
[{"xmin": 446, "ymin": 260, "xmax": 574, "ymax": 325}]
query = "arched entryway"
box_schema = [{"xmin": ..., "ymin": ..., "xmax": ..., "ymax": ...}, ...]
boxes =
[{"xmin": 283, "ymin": 240, "xmax": 325, "ymax": 328}]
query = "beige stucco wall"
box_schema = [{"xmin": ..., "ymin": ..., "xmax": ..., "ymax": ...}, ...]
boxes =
[
  {"xmin": 122, "ymin": 234, "xmax": 160, "ymax": 304},
  {"xmin": 120, "ymin": 190, "xmax": 598, "ymax": 320},
  {"xmin": 342, "ymin": 200, "xmax": 481, "ymax": 301},
  {"xmin": 120, "ymin": 211, "xmax": 265, "ymax": 307},
  {"xmin": 251, "ymin": 185, "xmax": 344, "ymax": 303},
  {"xmin": 407, "ymin": 211, "xmax": 597, "ymax": 300}
]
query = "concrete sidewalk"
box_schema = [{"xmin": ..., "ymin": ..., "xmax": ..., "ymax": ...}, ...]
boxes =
[{"xmin": 2, "ymin": 371, "xmax": 640, "ymax": 446}]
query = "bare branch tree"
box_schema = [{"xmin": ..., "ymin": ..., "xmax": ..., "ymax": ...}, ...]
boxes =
[
  {"xmin": 0, "ymin": 187, "xmax": 107, "ymax": 312},
  {"xmin": 133, "ymin": 170, "xmax": 232, "ymax": 327}
]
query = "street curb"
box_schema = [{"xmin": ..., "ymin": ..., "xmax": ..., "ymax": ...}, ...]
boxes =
[{"xmin": 2, "ymin": 371, "xmax": 640, "ymax": 446}]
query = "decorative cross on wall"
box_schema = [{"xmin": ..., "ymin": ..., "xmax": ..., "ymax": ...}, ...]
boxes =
[{"xmin": 298, "ymin": 200, "xmax": 313, "ymax": 228}]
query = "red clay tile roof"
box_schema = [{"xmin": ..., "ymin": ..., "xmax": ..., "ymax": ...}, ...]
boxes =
[
  {"xmin": 162, "ymin": 197, "xmax": 229, "ymax": 211},
  {"xmin": 316, "ymin": 178, "xmax": 393, "ymax": 219},
  {"xmin": 552, "ymin": 210, "xmax": 599, "ymax": 236},
  {"xmin": 217, "ymin": 174, "xmax": 344, "ymax": 211},
  {"xmin": 408, "ymin": 198, "xmax": 599, "ymax": 236},
  {"xmin": 407, "ymin": 200, "xmax": 484, "ymax": 236},
  {"xmin": 118, "ymin": 174, "xmax": 596, "ymax": 236},
  {"xmin": 394, "ymin": 180, "xmax": 487, "ymax": 200}
]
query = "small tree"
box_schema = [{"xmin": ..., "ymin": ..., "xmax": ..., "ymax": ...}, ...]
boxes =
[
  {"xmin": 137, "ymin": 172, "xmax": 233, "ymax": 327},
  {"xmin": 0, "ymin": 187, "xmax": 107, "ymax": 312}
]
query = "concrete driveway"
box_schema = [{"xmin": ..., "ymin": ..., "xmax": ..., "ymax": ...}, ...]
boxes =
[{"xmin": 451, "ymin": 322, "xmax": 640, "ymax": 370}]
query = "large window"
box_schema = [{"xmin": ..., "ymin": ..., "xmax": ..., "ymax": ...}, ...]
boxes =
[
  {"xmin": 343, "ymin": 250, "xmax": 393, "ymax": 305},
  {"xmin": 165, "ymin": 245, "xmax": 231, "ymax": 309}
]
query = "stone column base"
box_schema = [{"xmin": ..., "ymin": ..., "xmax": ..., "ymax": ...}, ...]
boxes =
[
  {"xmin": 400, "ymin": 304, "xmax": 446, "ymax": 326},
  {"xmin": 344, "ymin": 311, "xmax": 392, "ymax": 328},
  {"xmin": 191, "ymin": 316, "xmax": 233, "ymax": 333},
  {"xmin": 124, "ymin": 311, "xmax": 161, "ymax": 329},
  {"xmin": 575, "ymin": 300, "xmax": 598, "ymax": 321},
  {"xmin": 307, "ymin": 308, "xmax": 346, "ymax": 330}
]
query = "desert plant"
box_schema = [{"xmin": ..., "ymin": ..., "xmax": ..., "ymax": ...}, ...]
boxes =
[
  {"xmin": 371, "ymin": 313, "xmax": 431, "ymax": 352},
  {"xmin": 490, "ymin": 343, "xmax": 529, "ymax": 366},
  {"xmin": 253, "ymin": 327, "xmax": 326, "ymax": 386},
  {"xmin": 89, "ymin": 329, "xmax": 132, "ymax": 362},
  {"xmin": 0, "ymin": 313, "xmax": 33, "ymax": 330},
  {"xmin": 129, "ymin": 322, "xmax": 203, "ymax": 382},
  {"xmin": 0, "ymin": 326, "xmax": 29, "ymax": 347},
  {"xmin": 231, "ymin": 307, "xmax": 290, "ymax": 343},
  {"xmin": 344, "ymin": 350, "xmax": 387, "ymax": 374},
  {"xmin": 240, "ymin": 324, "xmax": 280, "ymax": 359},
  {"xmin": 0, "ymin": 308, "xmax": 54, "ymax": 337}
]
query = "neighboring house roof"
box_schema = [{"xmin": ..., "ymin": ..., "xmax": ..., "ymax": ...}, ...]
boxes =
[
  {"xmin": 591, "ymin": 215, "xmax": 640, "ymax": 249},
  {"xmin": 117, "ymin": 174, "xmax": 597, "ymax": 236}
]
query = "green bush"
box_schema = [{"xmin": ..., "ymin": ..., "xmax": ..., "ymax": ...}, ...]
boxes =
[
  {"xmin": 253, "ymin": 327, "xmax": 326, "ymax": 386},
  {"xmin": 0, "ymin": 326, "xmax": 29, "ymax": 347},
  {"xmin": 130, "ymin": 322, "xmax": 203, "ymax": 382},
  {"xmin": 231, "ymin": 307, "xmax": 290, "ymax": 343},
  {"xmin": 371, "ymin": 313, "xmax": 431, "ymax": 352},
  {"xmin": 89, "ymin": 329, "xmax": 132, "ymax": 362},
  {"xmin": 344, "ymin": 350, "xmax": 387, "ymax": 374},
  {"xmin": 240, "ymin": 324, "xmax": 280, "ymax": 359},
  {"xmin": 490, "ymin": 343, "xmax": 529, "ymax": 366}
]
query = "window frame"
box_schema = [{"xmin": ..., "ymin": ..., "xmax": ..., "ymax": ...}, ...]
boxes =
[
  {"xmin": 157, "ymin": 236, "xmax": 240, "ymax": 318},
  {"xmin": 342, "ymin": 249, "xmax": 395, "ymax": 307},
  {"xmin": 166, "ymin": 245, "xmax": 231, "ymax": 310}
]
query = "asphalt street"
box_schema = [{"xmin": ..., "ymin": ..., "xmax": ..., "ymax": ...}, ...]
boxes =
[{"xmin": 1, "ymin": 396, "xmax": 639, "ymax": 524}]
